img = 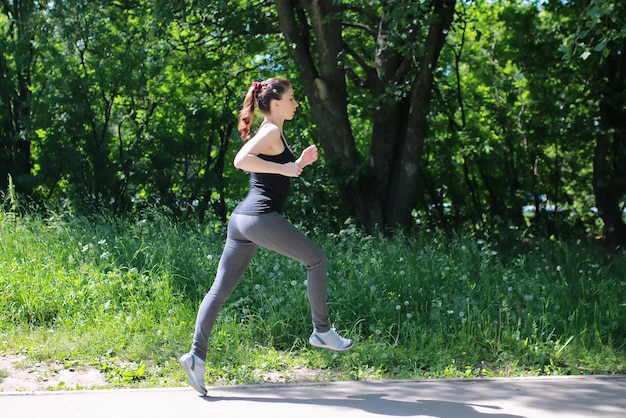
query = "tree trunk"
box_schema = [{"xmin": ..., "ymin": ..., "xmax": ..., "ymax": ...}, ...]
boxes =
[
  {"xmin": 276, "ymin": 0, "xmax": 456, "ymax": 233},
  {"xmin": 386, "ymin": 0, "xmax": 456, "ymax": 230},
  {"xmin": 0, "ymin": 0, "xmax": 34, "ymax": 196},
  {"xmin": 593, "ymin": 134, "xmax": 626, "ymax": 252},
  {"xmin": 593, "ymin": 39, "xmax": 626, "ymax": 252}
]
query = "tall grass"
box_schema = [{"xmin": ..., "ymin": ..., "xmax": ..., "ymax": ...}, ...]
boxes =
[{"xmin": 0, "ymin": 210, "xmax": 624, "ymax": 389}]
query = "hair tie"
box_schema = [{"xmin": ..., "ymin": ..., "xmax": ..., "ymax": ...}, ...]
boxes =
[{"xmin": 252, "ymin": 82, "xmax": 262, "ymax": 94}]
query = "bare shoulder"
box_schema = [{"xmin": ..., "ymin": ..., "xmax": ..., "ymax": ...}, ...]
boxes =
[{"xmin": 248, "ymin": 123, "xmax": 282, "ymax": 154}]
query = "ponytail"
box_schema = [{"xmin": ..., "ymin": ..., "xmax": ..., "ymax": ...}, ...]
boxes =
[
  {"xmin": 237, "ymin": 84, "xmax": 258, "ymax": 140},
  {"xmin": 237, "ymin": 78, "xmax": 292, "ymax": 141}
]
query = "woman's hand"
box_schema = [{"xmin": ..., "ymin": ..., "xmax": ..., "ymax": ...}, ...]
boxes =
[
  {"xmin": 282, "ymin": 162, "xmax": 303, "ymax": 177},
  {"xmin": 284, "ymin": 145, "xmax": 318, "ymax": 177},
  {"xmin": 296, "ymin": 145, "xmax": 319, "ymax": 168}
]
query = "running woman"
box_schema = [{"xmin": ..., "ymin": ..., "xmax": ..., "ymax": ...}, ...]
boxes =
[{"xmin": 179, "ymin": 77, "xmax": 353, "ymax": 396}]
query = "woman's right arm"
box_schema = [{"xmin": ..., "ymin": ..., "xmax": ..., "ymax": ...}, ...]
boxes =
[{"xmin": 234, "ymin": 125, "xmax": 302, "ymax": 177}]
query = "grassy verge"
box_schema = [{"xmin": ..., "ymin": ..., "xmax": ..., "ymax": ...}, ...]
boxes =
[{"xmin": 0, "ymin": 210, "xmax": 624, "ymax": 390}]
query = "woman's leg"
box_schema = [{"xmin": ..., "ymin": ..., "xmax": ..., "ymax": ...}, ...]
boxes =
[
  {"xmin": 191, "ymin": 214, "xmax": 258, "ymax": 361},
  {"xmin": 238, "ymin": 212, "xmax": 331, "ymax": 333}
]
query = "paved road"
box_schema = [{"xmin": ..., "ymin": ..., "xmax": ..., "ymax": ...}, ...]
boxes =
[{"xmin": 1, "ymin": 376, "xmax": 625, "ymax": 418}]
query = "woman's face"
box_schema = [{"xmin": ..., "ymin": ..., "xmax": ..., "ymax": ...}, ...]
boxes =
[{"xmin": 274, "ymin": 87, "xmax": 299, "ymax": 120}]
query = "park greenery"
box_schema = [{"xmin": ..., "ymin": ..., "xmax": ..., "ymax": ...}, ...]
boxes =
[
  {"xmin": 1, "ymin": 0, "xmax": 626, "ymax": 390},
  {"xmin": 2, "ymin": 0, "xmax": 625, "ymax": 244},
  {"xmin": 0, "ymin": 208, "xmax": 624, "ymax": 389}
]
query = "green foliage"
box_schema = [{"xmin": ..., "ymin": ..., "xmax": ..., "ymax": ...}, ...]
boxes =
[
  {"xmin": 563, "ymin": 0, "xmax": 626, "ymax": 62},
  {"xmin": 424, "ymin": 0, "xmax": 605, "ymax": 238},
  {"xmin": 1, "ymin": 212, "xmax": 624, "ymax": 390},
  {"xmin": 1, "ymin": 0, "xmax": 626, "ymax": 246},
  {"xmin": 11, "ymin": 0, "xmax": 292, "ymax": 220}
]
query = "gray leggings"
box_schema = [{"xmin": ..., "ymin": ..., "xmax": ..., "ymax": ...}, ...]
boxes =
[{"xmin": 191, "ymin": 211, "xmax": 330, "ymax": 360}]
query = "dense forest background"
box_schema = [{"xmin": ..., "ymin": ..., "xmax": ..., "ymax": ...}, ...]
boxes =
[{"xmin": 2, "ymin": 0, "xmax": 625, "ymax": 248}]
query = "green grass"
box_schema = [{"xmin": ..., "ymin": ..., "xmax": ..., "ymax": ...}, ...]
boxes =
[{"xmin": 0, "ymin": 210, "xmax": 625, "ymax": 390}]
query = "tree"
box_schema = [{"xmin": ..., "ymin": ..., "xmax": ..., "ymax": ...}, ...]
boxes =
[
  {"xmin": 27, "ymin": 0, "xmax": 284, "ymax": 219},
  {"xmin": 275, "ymin": 0, "xmax": 456, "ymax": 233},
  {"xmin": 550, "ymin": 0, "xmax": 626, "ymax": 250},
  {"xmin": 0, "ymin": 0, "xmax": 38, "ymax": 197},
  {"xmin": 430, "ymin": 0, "xmax": 598, "ymax": 237},
  {"xmin": 578, "ymin": 0, "xmax": 626, "ymax": 251}
]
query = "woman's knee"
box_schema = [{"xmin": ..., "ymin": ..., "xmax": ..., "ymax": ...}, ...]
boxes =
[{"xmin": 307, "ymin": 248, "xmax": 327, "ymax": 270}]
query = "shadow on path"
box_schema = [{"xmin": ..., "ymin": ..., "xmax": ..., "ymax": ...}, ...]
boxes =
[{"xmin": 203, "ymin": 392, "xmax": 526, "ymax": 417}]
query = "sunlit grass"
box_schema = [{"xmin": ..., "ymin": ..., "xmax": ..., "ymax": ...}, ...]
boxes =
[{"xmin": 0, "ymin": 210, "xmax": 624, "ymax": 390}]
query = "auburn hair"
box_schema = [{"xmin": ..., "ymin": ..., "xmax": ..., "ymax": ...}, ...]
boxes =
[{"xmin": 237, "ymin": 77, "xmax": 292, "ymax": 140}]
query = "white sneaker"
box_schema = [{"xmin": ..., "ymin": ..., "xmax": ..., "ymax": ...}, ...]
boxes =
[
  {"xmin": 309, "ymin": 328, "xmax": 354, "ymax": 351},
  {"xmin": 179, "ymin": 352, "xmax": 207, "ymax": 396}
]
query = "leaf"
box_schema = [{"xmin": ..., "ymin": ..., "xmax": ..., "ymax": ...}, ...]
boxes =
[{"xmin": 593, "ymin": 38, "xmax": 607, "ymax": 52}]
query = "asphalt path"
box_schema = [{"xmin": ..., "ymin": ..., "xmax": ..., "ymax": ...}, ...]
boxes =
[{"xmin": 1, "ymin": 375, "xmax": 625, "ymax": 418}]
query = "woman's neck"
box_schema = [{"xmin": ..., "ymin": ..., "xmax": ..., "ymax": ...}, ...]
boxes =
[
  {"xmin": 263, "ymin": 116, "xmax": 283, "ymax": 130},
  {"xmin": 262, "ymin": 118, "xmax": 285, "ymax": 139}
]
